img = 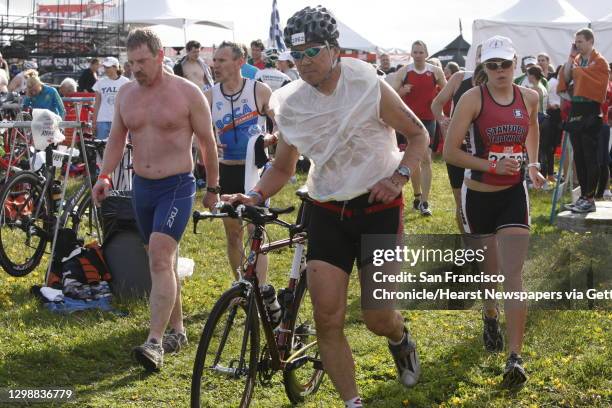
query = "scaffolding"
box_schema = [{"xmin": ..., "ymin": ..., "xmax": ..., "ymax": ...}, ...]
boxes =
[{"xmin": 1, "ymin": 1, "xmax": 127, "ymax": 68}]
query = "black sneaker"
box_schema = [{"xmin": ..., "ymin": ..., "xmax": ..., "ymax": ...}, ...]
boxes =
[
  {"xmin": 501, "ymin": 352, "xmax": 527, "ymax": 390},
  {"xmin": 418, "ymin": 201, "xmax": 432, "ymax": 216},
  {"xmin": 133, "ymin": 339, "xmax": 164, "ymax": 371},
  {"xmin": 162, "ymin": 329, "xmax": 188, "ymax": 354},
  {"xmin": 482, "ymin": 309, "xmax": 504, "ymax": 352},
  {"xmin": 388, "ymin": 327, "xmax": 421, "ymax": 388},
  {"xmin": 412, "ymin": 195, "xmax": 421, "ymax": 210},
  {"xmin": 571, "ymin": 199, "xmax": 596, "ymax": 214}
]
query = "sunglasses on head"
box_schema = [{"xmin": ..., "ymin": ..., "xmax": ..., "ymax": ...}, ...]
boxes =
[
  {"xmin": 485, "ymin": 60, "xmax": 513, "ymax": 70},
  {"xmin": 290, "ymin": 45, "xmax": 328, "ymax": 61}
]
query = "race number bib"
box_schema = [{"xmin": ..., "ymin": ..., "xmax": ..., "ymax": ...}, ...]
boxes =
[{"xmin": 488, "ymin": 144, "xmax": 524, "ymax": 164}]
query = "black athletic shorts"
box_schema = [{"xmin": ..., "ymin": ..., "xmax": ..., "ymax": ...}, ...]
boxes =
[
  {"xmin": 460, "ymin": 182, "xmax": 530, "ymax": 235},
  {"xmin": 219, "ymin": 163, "xmax": 245, "ymax": 195},
  {"xmin": 307, "ymin": 193, "xmax": 403, "ymax": 274},
  {"xmin": 446, "ymin": 144, "xmax": 467, "ymax": 189}
]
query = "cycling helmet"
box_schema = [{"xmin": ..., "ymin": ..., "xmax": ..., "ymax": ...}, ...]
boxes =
[{"xmin": 284, "ymin": 6, "xmax": 339, "ymax": 48}]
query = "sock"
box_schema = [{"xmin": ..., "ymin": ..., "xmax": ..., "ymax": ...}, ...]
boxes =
[
  {"xmin": 388, "ymin": 331, "xmax": 406, "ymax": 346},
  {"xmin": 344, "ymin": 396, "xmax": 363, "ymax": 408}
]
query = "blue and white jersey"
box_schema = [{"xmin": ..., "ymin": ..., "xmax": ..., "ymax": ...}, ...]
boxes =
[{"xmin": 212, "ymin": 79, "xmax": 267, "ymax": 161}]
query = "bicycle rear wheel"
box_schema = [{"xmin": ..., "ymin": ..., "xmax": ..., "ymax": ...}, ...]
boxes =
[
  {"xmin": 191, "ymin": 283, "xmax": 260, "ymax": 408},
  {"xmin": 283, "ymin": 270, "xmax": 325, "ymax": 403},
  {"xmin": 0, "ymin": 171, "xmax": 50, "ymax": 276}
]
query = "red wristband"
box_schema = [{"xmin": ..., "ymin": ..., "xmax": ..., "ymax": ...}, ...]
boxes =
[{"xmin": 98, "ymin": 174, "xmax": 112, "ymax": 183}]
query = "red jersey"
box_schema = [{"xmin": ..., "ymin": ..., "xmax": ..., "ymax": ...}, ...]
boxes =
[
  {"xmin": 400, "ymin": 63, "xmax": 438, "ymax": 120},
  {"xmin": 466, "ymin": 84, "xmax": 530, "ymax": 186}
]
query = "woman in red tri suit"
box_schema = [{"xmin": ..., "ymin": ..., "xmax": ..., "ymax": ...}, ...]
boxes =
[{"xmin": 444, "ymin": 35, "xmax": 546, "ymax": 390}]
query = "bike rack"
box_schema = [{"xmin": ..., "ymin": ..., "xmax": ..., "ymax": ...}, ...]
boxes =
[{"xmin": 0, "ymin": 101, "xmax": 102, "ymax": 285}]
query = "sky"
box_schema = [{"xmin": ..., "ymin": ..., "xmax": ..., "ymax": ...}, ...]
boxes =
[{"xmin": 183, "ymin": 0, "xmax": 522, "ymax": 54}]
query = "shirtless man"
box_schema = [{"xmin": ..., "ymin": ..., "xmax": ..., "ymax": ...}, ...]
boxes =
[
  {"xmin": 173, "ymin": 40, "xmax": 214, "ymax": 92},
  {"xmin": 92, "ymin": 28, "xmax": 219, "ymax": 371}
]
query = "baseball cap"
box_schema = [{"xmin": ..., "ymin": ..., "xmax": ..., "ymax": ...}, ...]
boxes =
[
  {"xmin": 278, "ymin": 51, "xmax": 294, "ymax": 62},
  {"xmin": 523, "ymin": 57, "xmax": 537, "ymax": 66},
  {"xmin": 23, "ymin": 60, "xmax": 38, "ymax": 70},
  {"xmin": 102, "ymin": 56, "xmax": 120, "ymax": 67},
  {"xmin": 480, "ymin": 35, "xmax": 516, "ymax": 62}
]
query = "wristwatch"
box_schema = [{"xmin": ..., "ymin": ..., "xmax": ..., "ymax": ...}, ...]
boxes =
[
  {"xmin": 206, "ymin": 185, "xmax": 221, "ymax": 194},
  {"xmin": 395, "ymin": 165, "xmax": 411, "ymax": 181}
]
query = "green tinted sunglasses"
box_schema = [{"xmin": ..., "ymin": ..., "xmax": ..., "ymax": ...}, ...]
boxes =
[{"xmin": 290, "ymin": 45, "xmax": 328, "ymax": 60}]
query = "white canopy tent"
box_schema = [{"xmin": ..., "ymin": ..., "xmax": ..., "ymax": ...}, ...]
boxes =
[
  {"xmin": 337, "ymin": 19, "xmax": 378, "ymax": 53},
  {"xmin": 466, "ymin": 0, "xmax": 593, "ymax": 72}
]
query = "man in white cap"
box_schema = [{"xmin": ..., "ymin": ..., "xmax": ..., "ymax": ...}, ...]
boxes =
[{"xmin": 276, "ymin": 51, "xmax": 300, "ymax": 80}]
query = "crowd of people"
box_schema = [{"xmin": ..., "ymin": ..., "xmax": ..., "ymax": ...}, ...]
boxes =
[{"xmin": 2, "ymin": 5, "xmax": 610, "ymax": 406}]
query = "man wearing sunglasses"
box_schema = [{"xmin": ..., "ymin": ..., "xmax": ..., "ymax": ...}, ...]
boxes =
[
  {"xmin": 444, "ymin": 35, "xmax": 545, "ymax": 390},
  {"xmin": 225, "ymin": 6, "xmax": 429, "ymax": 408}
]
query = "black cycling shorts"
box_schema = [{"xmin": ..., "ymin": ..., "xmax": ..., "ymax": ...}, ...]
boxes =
[
  {"xmin": 422, "ymin": 119, "xmax": 438, "ymax": 151},
  {"xmin": 460, "ymin": 182, "xmax": 530, "ymax": 235},
  {"xmin": 306, "ymin": 193, "xmax": 403, "ymax": 274},
  {"xmin": 219, "ymin": 163, "xmax": 245, "ymax": 195}
]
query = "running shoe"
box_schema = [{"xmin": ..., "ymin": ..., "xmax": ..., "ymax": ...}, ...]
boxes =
[
  {"xmin": 571, "ymin": 199, "xmax": 596, "ymax": 214},
  {"xmin": 133, "ymin": 339, "xmax": 164, "ymax": 371},
  {"xmin": 162, "ymin": 329, "xmax": 188, "ymax": 354},
  {"xmin": 603, "ymin": 190, "xmax": 612, "ymax": 201},
  {"xmin": 482, "ymin": 309, "xmax": 504, "ymax": 352},
  {"xmin": 418, "ymin": 201, "xmax": 432, "ymax": 216},
  {"xmin": 388, "ymin": 327, "xmax": 421, "ymax": 388},
  {"xmin": 501, "ymin": 352, "xmax": 527, "ymax": 390},
  {"xmin": 412, "ymin": 196, "xmax": 421, "ymax": 210},
  {"xmin": 564, "ymin": 197, "xmax": 584, "ymax": 211}
]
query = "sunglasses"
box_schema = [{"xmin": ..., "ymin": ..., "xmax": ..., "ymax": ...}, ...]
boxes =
[
  {"xmin": 485, "ymin": 60, "xmax": 513, "ymax": 70},
  {"xmin": 290, "ymin": 45, "xmax": 328, "ymax": 61}
]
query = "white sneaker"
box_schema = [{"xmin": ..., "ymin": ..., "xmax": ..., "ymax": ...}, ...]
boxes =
[{"xmin": 603, "ymin": 190, "xmax": 612, "ymax": 201}]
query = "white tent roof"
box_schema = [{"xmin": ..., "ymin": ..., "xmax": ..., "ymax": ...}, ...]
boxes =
[
  {"xmin": 337, "ymin": 19, "xmax": 378, "ymax": 53},
  {"xmin": 466, "ymin": 0, "xmax": 593, "ymax": 71},
  {"xmin": 492, "ymin": 0, "xmax": 589, "ymax": 23},
  {"xmin": 567, "ymin": 0, "xmax": 612, "ymax": 22},
  {"xmin": 87, "ymin": 0, "xmax": 233, "ymax": 30}
]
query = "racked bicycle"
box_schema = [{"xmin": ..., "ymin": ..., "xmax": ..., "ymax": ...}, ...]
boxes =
[
  {"xmin": 190, "ymin": 191, "xmax": 325, "ymax": 407},
  {"xmin": 0, "ymin": 138, "xmax": 105, "ymax": 276}
]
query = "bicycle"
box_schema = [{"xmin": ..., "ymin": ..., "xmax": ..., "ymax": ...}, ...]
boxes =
[
  {"xmin": 190, "ymin": 191, "xmax": 325, "ymax": 407},
  {"xmin": 0, "ymin": 138, "xmax": 105, "ymax": 277}
]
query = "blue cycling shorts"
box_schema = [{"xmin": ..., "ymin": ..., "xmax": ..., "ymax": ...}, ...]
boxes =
[{"xmin": 131, "ymin": 172, "xmax": 195, "ymax": 244}]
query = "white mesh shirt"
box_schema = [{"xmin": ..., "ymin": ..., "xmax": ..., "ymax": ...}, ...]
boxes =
[{"xmin": 270, "ymin": 58, "xmax": 402, "ymax": 202}]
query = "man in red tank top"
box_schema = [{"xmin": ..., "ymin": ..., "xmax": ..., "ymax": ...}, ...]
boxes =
[
  {"xmin": 388, "ymin": 41, "xmax": 446, "ymax": 216},
  {"xmin": 444, "ymin": 35, "xmax": 546, "ymax": 391}
]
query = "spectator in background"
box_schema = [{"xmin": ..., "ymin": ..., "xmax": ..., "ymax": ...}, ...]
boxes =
[
  {"xmin": 123, "ymin": 61, "xmax": 134, "ymax": 80},
  {"xmin": 526, "ymin": 65, "xmax": 548, "ymax": 121},
  {"xmin": 540, "ymin": 65, "xmax": 563, "ymax": 183},
  {"xmin": 240, "ymin": 44, "xmax": 259, "ymax": 80},
  {"xmin": 379, "ymin": 53, "xmax": 396, "ymax": 75},
  {"xmin": 559, "ymin": 27, "xmax": 610, "ymax": 213},
  {"xmin": 78, "ymin": 58, "xmax": 100, "ymax": 92},
  {"xmin": 277, "ymin": 51, "xmax": 299, "ymax": 80},
  {"xmin": 537, "ymin": 53, "xmax": 555, "ymax": 80},
  {"xmin": 59, "ymin": 77, "xmax": 78, "ymax": 96},
  {"xmin": 515, "ymin": 56, "xmax": 547, "ymax": 88},
  {"xmin": 595, "ymin": 63, "xmax": 612, "ymax": 199},
  {"xmin": 92, "ymin": 57, "xmax": 130, "ymax": 140},
  {"xmin": 0, "ymin": 52, "xmax": 10, "ymax": 80},
  {"xmin": 249, "ymin": 39, "xmax": 266, "ymax": 69},
  {"xmin": 8, "ymin": 60, "xmax": 38, "ymax": 93},
  {"xmin": 22, "ymin": 70, "xmax": 65, "ymax": 118},
  {"xmin": 162, "ymin": 57, "xmax": 174, "ymax": 75},
  {"xmin": 173, "ymin": 40, "xmax": 214, "ymax": 92},
  {"xmin": 444, "ymin": 61, "xmax": 460, "ymax": 79}
]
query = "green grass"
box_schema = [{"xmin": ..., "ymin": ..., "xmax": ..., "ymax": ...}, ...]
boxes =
[{"xmin": 0, "ymin": 158, "xmax": 610, "ymax": 407}]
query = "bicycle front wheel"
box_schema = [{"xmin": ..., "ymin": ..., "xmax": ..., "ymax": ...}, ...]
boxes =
[
  {"xmin": 283, "ymin": 269, "xmax": 325, "ymax": 404},
  {"xmin": 191, "ymin": 283, "xmax": 260, "ymax": 408},
  {"xmin": 0, "ymin": 171, "xmax": 50, "ymax": 276}
]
